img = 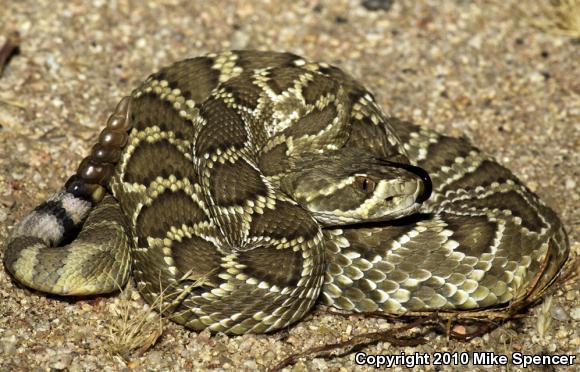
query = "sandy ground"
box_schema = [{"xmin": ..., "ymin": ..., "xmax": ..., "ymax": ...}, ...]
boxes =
[{"xmin": 0, "ymin": 0, "xmax": 578, "ymax": 371}]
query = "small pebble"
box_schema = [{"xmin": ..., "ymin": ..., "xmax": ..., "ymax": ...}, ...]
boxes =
[
  {"xmin": 197, "ymin": 329, "xmax": 212, "ymax": 343},
  {"xmin": 529, "ymin": 71, "xmax": 547, "ymax": 83},
  {"xmin": 571, "ymin": 307, "xmax": 580, "ymax": 321},
  {"xmin": 293, "ymin": 361, "xmax": 308, "ymax": 372},
  {"xmin": 51, "ymin": 97, "xmax": 64, "ymax": 108},
  {"xmin": 0, "ymin": 334, "xmax": 18, "ymax": 354},
  {"xmin": 311, "ymin": 358, "xmax": 327, "ymax": 369},
  {"xmin": 452, "ymin": 325, "xmax": 466, "ymax": 335},
  {"xmin": 147, "ymin": 350, "xmax": 163, "ymax": 365},
  {"xmin": 243, "ymin": 359, "xmax": 258, "ymax": 370},
  {"xmin": 231, "ymin": 30, "xmax": 250, "ymax": 49},
  {"xmin": 468, "ymin": 35, "xmax": 482, "ymax": 49},
  {"xmin": 45, "ymin": 54, "xmax": 60, "ymax": 72},
  {"xmin": 238, "ymin": 338, "xmax": 253, "ymax": 351},
  {"xmin": 49, "ymin": 350, "xmax": 73, "ymax": 370},
  {"xmin": 551, "ymin": 305, "xmax": 570, "ymax": 321},
  {"xmin": 262, "ymin": 350, "xmax": 276, "ymax": 363},
  {"xmin": 361, "ymin": 0, "xmax": 394, "ymax": 12},
  {"xmin": 127, "ymin": 360, "xmax": 140, "ymax": 369}
]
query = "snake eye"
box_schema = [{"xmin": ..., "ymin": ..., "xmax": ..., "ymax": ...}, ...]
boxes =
[{"xmin": 355, "ymin": 176, "xmax": 376, "ymax": 193}]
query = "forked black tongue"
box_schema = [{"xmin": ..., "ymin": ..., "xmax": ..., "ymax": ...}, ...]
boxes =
[{"xmin": 384, "ymin": 161, "xmax": 432, "ymax": 203}]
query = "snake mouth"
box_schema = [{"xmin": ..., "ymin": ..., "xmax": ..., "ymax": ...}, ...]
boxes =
[{"xmin": 384, "ymin": 195, "xmax": 419, "ymax": 216}]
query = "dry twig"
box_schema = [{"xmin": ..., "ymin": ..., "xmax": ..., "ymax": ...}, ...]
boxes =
[{"xmin": 269, "ymin": 315, "xmax": 433, "ymax": 372}]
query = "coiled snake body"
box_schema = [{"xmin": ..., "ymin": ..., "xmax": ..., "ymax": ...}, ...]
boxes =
[{"xmin": 4, "ymin": 51, "xmax": 569, "ymax": 334}]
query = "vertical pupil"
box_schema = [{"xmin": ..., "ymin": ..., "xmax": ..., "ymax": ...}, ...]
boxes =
[{"xmin": 363, "ymin": 179, "xmax": 368, "ymax": 190}]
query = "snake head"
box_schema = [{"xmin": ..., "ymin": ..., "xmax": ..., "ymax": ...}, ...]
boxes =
[{"xmin": 278, "ymin": 151, "xmax": 431, "ymax": 226}]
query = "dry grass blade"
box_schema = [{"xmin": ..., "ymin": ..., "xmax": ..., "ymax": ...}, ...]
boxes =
[
  {"xmin": 0, "ymin": 97, "xmax": 27, "ymax": 110},
  {"xmin": 536, "ymin": 295, "xmax": 553, "ymax": 338},
  {"xmin": 559, "ymin": 249, "xmax": 580, "ymax": 288},
  {"xmin": 108, "ymin": 269, "xmax": 215, "ymax": 360},
  {"xmin": 108, "ymin": 291, "xmax": 164, "ymax": 360},
  {"xmin": 107, "ymin": 283, "xmax": 164, "ymax": 360}
]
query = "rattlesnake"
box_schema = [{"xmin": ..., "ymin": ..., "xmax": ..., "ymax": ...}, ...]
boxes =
[{"xmin": 4, "ymin": 50, "xmax": 569, "ymax": 335}]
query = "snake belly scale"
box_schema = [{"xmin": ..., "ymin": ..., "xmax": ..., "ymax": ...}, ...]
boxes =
[{"xmin": 4, "ymin": 50, "xmax": 569, "ymax": 335}]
